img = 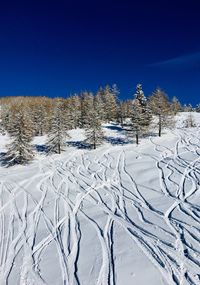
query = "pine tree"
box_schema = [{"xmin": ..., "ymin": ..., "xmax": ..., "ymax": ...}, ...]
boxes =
[
  {"xmin": 67, "ymin": 95, "xmax": 81, "ymax": 129},
  {"xmin": 0, "ymin": 104, "xmax": 10, "ymax": 134},
  {"xmin": 184, "ymin": 113, "xmax": 196, "ymax": 128},
  {"xmin": 188, "ymin": 104, "xmax": 193, "ymax": 112},
  {"xmin": 183, "ymin": 103, "xmax": 193, "ymax": 112},
  {"xmin": 102, "ymin": 85, "xmax": 118, "ymax": 122},
  {"xmin": 134, "ymin": 83, "xmax": 146, "ymax": 105},
  {"xmin": 30, "ymin": 98, "xmax": 49, "ymax": 136},
  {"xmin": 5, "ymin": 103, "xmax": 34, "ymax": 165},
  {"xmin": 116, "ymin": 101, "xmax": 124, "ymax": 125},
  {"xmin": 79, "ymin": 92, "xmax": 94, "ymax": 127},
  {"xmin": 121, "ymin": 100, "xmax": 133, "ymax": 122},
  {"xmin": 94, "ymin": 88, "xmax": 106, "ymax": 121},
  {"xmin": 196, "ymin": 103, "xmax": 200, "ymax": 112},
  {"xmin": 133, "ymin": 84, "xmax": 151, "ymax": 115},
  {"xmin": 128, "ymin": 84, "xmax": 151, "ymax": 144},
  {"xmin": 149, "ymin": 88, "xmax": 172, "ymax": 137},
  {"xmin": 171, "ymin": 96, "xmax": 182, "ymax": 114},
  {"xmin": 85, "ymin": 108, "xmax": 104, "ymax": 149},
  {"xmin": 46, "ymin": 99, "xmax": 70, "ymax": 154}
]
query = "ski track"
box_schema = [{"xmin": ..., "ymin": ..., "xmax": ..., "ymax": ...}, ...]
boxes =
[{"xmin": 0, "ymin": 128, "xmax": 200, "ymax": 284}]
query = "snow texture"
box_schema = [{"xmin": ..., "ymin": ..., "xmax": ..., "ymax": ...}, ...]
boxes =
[{"xmin": 0, "ymin": 112, "xmax": 200, "ymax": 284}]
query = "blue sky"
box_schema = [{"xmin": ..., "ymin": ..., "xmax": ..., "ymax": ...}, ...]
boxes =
[{"xmin": 0, "ymin": 0, "xmax": 200, "ymax": 105}]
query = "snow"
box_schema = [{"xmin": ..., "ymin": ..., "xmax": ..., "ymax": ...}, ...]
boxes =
[
  {"xmin": 175, "ymin": 112, "xmax": 200, "ymax": 128},
  {"xmin": 0, "ymin": 112, "xmax": 200, "ymax": 285}
]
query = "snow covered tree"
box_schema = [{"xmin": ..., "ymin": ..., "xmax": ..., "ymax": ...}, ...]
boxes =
[
  {"xmin": 188, "ymin": 103, "xmax": 194, "ymax": 112},
  {"xmin": 85, "ymin": 107, "xmax": 104, "ymax": 149},
  {"xmin": 196, "ymin": 103, "xmax": 200, "ymax": 112},
  {"xmin": 58, "ymin": 97, "xmax": 76, "ymax": 130},
  {"xmin": 184, "ymin": 113, "xmax": 196, "ymax": 128},
  {"xmin": 46, "ymin": 99, "xmax": 70, "ymax": 154},
  {"xmin": 79, "ymin": 92, "xmax": 94, "ymax": 128},
  {"xmin": 128, "ymin": 84, "xmax": 152, "ymax": 144},
  {"xmin": 120, "ymin": 100, "xmax": 133, "ymax": 123},
  {"xmin": 104, "ymin": 84, "xmax": 118, "ymax": 122},
  {"xmin": 66, "ymin": 95, "xmax": 81, "ymax": 129},
  {"xmin": 5, "ymin": 103, "xmax": 34, "ymax": 165},
  {"xmin": 94, "ymin": 88, "xmax": 106, "ymax": 121},
  {"xmin": 93, "ymin": 84, "xmax": 119, "ymax": 123},
  {"xmin": 171, "ymin": 96, "xmax": 182, "ymax": 114},
  {"xmin": 149, "ymin": 88, "xmax": 173, "ymax": 137},
  {"xmin": 134, "ymin": 83, "xmax": 146, "ymax": 104},
  {"xmin": 183, "ymin": 103, "xmax": 193, "ymax": 112},
  {"xmin": 29, "ymin": 97, "xmax": 51, "ymax": 136},
  {"xmin": 129, "ymin": 101, "xmax": 143, "ymax": 145},
  {"xmin": 116, "ymin": 101, "xmax": 124, "ymax": 125},
  {"xmin": 0, "ymin": 104, "xmax": 10, "ymax": 134}
]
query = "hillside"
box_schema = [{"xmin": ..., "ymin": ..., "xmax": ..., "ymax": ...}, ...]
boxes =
[{"xmin": 0, "ymin": 112, "xmax": 200, "ymax": 285}]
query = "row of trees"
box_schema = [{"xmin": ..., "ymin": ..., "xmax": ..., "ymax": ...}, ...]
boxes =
[
  {"xmin": 0, "ymin": 85, "xmax": 118, "ymax": 164},
  {"xmin": 0, "ymin": 84, "xmax": 192, "ymax": 165}
]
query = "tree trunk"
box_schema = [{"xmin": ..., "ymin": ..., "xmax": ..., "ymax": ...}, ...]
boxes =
[
  {"xmin": 136, "ymin": 131, "xmax": 139, "ymax": 145},
  {"xmin": 93, "ymin": 132, "xmax": 96, "ymax": 149},
  {"xmin": 58, "ymin": 143, "xmax": 61, "ymax": 154},
  {"xmin": 158, "ymin": 114, "xmax": 162, "ymax": 137}
]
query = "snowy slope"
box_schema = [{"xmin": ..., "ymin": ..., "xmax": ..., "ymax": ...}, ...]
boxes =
[{"xmin": 0, "ymin": 113, "xmax": 200, "ymax": 285}]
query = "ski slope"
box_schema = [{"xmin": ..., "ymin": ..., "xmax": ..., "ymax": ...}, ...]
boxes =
[{"xmin": 0, "ymin": 112, "xmax": 200, "ymax": 285}]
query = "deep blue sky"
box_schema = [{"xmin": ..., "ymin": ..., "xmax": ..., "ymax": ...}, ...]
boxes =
[{"xmin": 0, "ymin": 0, "xmax": 200, "ymax": 104}]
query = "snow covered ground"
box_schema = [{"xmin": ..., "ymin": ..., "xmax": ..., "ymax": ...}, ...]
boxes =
[{"xmin": 0, "ymin": 112, "xmax": 200, "ymax": 285}]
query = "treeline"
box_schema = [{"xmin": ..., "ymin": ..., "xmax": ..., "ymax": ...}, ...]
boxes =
[{"xmin": 0, "ymin": 84, "xmax": 197, "ymax": 165}]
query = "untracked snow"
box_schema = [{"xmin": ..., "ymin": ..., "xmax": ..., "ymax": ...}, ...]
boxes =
[{"xmin": 0, "ymin": 112, "xmax": 200, "ymax": 285}]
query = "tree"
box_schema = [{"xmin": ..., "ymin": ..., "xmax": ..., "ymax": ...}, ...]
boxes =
[
  {"xmin": 128, "ymin": 84, "xmax": 152, "ymax": 144},
  {"xmin": 66, "ymin": 95, "xmax": 81, "ymax": 129},
  {"xmin": 120, "ymin": 100, "xmax": 133, "ymax": 123},
  {"xmin": 94, "ymin": 88, "xmax": 106, "ymax": 122},
  {"xmin": 46, "ymin": 99, "xmax": 70, "ymax": 154},
  {"xmin": 5, "ymin": 103, "xmax": 34, "ymax": 165},
  {"xmin": 85, "ymin": 108, "xmax": 104, "ymax": 149},
  {"xmin": 149, "ymin": 88, "xmax": 172, "ymax": 137},
  {"xmin": 184, "ymin": 113, "xmax": 196, "ymax": 128},
  {"xmin": 183, "ymin": 103, "xmax": 193, "ymax": 112},
  {"xmin": 134, "ymin": 83, "xmax": 146, "ymax": 104},
  {"xmin": 0, "ymin": 104, "xmax": 10, "ymax": 135},
  {"xmin": 101, "ymin": 85, "xmax": 118, "ymax": 122},
  {"xmin": 116, "ymin": 101, "xmax": 124, "ymax": 125},
  {"xmin": 195, "ymin": 103, "xmax": 200, "ymax": 112},
  {"xmin": 30, "ymin": 97, "xmax": 50, "ymax": 136},
  {"xmin": 79, "ymin": 92, "xmax": 94, "ymax": 128},
  {"xmin": 171, "ymin": 96, "xmax": 182, "ymax": 114}
]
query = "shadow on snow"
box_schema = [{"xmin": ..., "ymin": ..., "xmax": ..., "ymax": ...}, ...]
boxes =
[
  {"xmin": 34, "ymin": 144, "xmax": 48, "ymax": 153},
  {"xmin": 104, "ymin": 136, "xmax": 130, "ymax": 145},
  {"xmin": 103, "ymin": 124, "xmax": 124, "ymax": 133},
  {"xmin": 67, "ymin": 141, "xmax": 91, "ymax": 149}
]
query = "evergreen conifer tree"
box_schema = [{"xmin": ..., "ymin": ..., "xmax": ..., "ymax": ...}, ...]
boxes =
[
  {"xmin": 196, "ymin": 103, "xmax": 200, "ymax": 112},
  {"xmin": 30, "ymin": 101, "xmax": 48, "ymax": 136},
  {"xmin": 94, "ymin": 88, "xmax": 106, "ymax": 122},
  {"xmin": 5, "ymin": 103, "xmax": 34, "ymax": 164},
  {"xmin": 171, "ymin": 96, "xmax": 182, "ymax": 114},
  {"xmin": 46, "ymin": 100, "xmax": 70, "ymax": 154},
  {"xmin": 67, "ymin": 95, "xmax": 81, "ymax": 129},
  {"xmin": 103, "ymin": 85, "xmax": 118, "ymax": 122},
  {"xmin": 149, "ymin": 88, "xmax": 173, "ymax": 137},
  {"xmin": 128, "ymin": 84, "xmax": 151, "ymax": 144},
  {"xmin": 184, "ymin": 113, "xmax": 196, "ymax": 128},
  {"xmin": 85, "ymin": 108, "xmax": 104, "ymax": 149},
  {"xmin": 79, "ymin": 92, "xmax": 94, "ymax": 127}
]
